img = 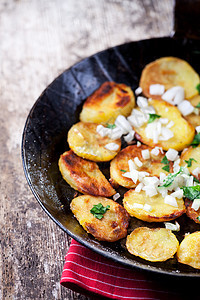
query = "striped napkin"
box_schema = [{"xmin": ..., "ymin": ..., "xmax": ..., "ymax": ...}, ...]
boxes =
[{"xmin": 60, "ymin": 239, "xmax": 198, "ymax": 299}]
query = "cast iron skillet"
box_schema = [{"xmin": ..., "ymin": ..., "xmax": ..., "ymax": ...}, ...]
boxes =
[{"xmin": 22, "ymin": 0, "xmax": 200, "ymax": 277}]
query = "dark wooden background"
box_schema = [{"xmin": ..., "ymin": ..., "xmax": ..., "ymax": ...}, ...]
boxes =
[{"xmin": 0, "ymin": 0, "xmax": 173, "ymax": 299}]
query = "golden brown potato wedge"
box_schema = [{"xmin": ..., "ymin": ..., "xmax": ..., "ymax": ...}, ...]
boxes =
[
  {"xmin": 110, "ymin": 144, "xmax": 171, "ymax": 188},
  {"xmin": 184, "ymin": 95, "xmax": 200, "ymax": 129},
  {"xmin": 180, "ymin": 145, "xmax": 200, "ymax": 181},
  {"xmin": 80, "ymin": 81, "xmax": 135, "ymax": 124},
  {"xmin": 177, "ymin": 231, "xmax": 200, "ymax": 269},
  {"xmin": 134, "ymin": 99, "xmax": 195, "ymax": 151},
  {"xmin": 59, "ymin": 150, "xmax": 116, "ymax": 197},
  {"xmin": 140, "ymin": 56, "xmax": 200, "ymax": 100},
  {"xmin": 68, "ymin": 122, "xmax": 121, "ymax": 162},
  {"xmin": 185, "ymin": 199, "xmax": 200, "ymax": 224},
  {"xmin": 70, "ymin": 195, "xmax": 130, "ymax": 242},
  {"xmin": 126, "ymin": 227, "xmax": 179, "ymax": 262},
  {"xmin": 123, "ymin": 189, "xmax": 186, "ymax": 222}
]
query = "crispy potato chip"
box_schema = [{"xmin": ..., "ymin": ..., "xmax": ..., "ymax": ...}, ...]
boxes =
[
  {"xmin": 177, "ymin": 231, "xmax": 200, "ymax": 269},
  {"xmin": 126, "ymin": 227, "xmax": 179, "ymax": 262},
  {"xmin": 134, "ymin": 99, "xmax": 195, "ymax": 151},
  {"xmin": 185, "ymin": 199, "xmax": 200, "ymax": 224},
  {"xmin": 184, "ymin": 95, "xmax": 200, "ymax": 129},
  {"xmin": 68, "ymin": 122, "xmax": 121, "ymax": 162},
  {"xmin": 59, "ymin": 150, "xmax": 116, "ymax": 197},
  {"xmin": 110, "ymin": 144, "xmax": 170, "ymax": 188},
  {"xmin": 140, "ymin": 56, "xmax": 200, "ymax": 100},
  {"xmin": 123, "ymin": 189, "xmax": 186, "ymax": 222},
  {"xmin": 80, "ymin": 81, "xmax": 135, "ymax": 124},
  {"xmin": 180, "ymin": 145, "xmax": 200, "ymax": 181},
  {"xmin": 70, "ymin": 195, "xmax": 130, "ymax": 242}
]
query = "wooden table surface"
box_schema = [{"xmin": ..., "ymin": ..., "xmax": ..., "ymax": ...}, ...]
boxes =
[{"xmin": 0, "ymin": 1, "xmax": 173, "ymax": 299}]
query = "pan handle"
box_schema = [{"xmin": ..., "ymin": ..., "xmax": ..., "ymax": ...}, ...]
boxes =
[{"xmin": 173, "ymin": 0, "xmax": 200, "ymax": 39}]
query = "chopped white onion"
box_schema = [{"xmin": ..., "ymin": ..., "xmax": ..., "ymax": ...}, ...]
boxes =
[
  {"xmin": 170, "ymin": 189, "xmax": 183, "ymax": 199},
  {"xmin": 165, "ymin": 221, "xmax": 180, "ymax": 231},
  {"xmin": 164, "ymin": 195, "xmax": 178, "ymax": 207},
  {"xmin": 151, "ymin": 147, "xmax": 160, "ymax": 156},
  {"xmin": 178, "ymin": 100, "xmax": 194, "ymax": 116},
  {"xmin": 137, "ymin": 141, "xmax": 141, "ymax": 147},
  {"xmin": 191, "ymin": 199, "xmax": 200, "ymax": 211},
  {"xmin": 128, "ymin": 159, "xmax": 137, "ymax": 171},
  {"xmin": 135, "ymin": 87, "xmax": 143, "ymax": 95},
  {"xmin": 166, "ymin": 149, "xmax": 179, "ymax": 161},
  {"xmin": 104, "ymin": 143, "xmax": 119, "ymax": 151},
  {"xmin": 159, "ymin": 118, "xmax": 168, "ymax": 124},
  {"xmin": 109, "ymin": 126, "xmax": 123, "ymax": 140},
  {"xmin": 192, "ymin": 167, "xmax": 200, "ymax": 177},
  {"xmin": 196, "ymin": 125, "xmax": 200, "ymax": 133},
  {"xmin": 159, "ymin": 127, "xmax": 174, "ymax": 141},
  {"xmin": 115, "ymin": 115, "xmax": 132, "ymax": 134},
  {"xmin": 141, "ymin": 105, "xmax": 156, "ymax": 114},
  {"xmin": 134, "ymin": 157, "xmax": 143, "ymax": 167},
  {"xmin": 166, "ymin": 120, "xmax": 174, "ymax": 128},
  {"xmin": 130, "ymin": 169, "xmax": 139, "ymax": 184},
  {"xmin": 137, "ymin": 96, "xmax": 148, "ymax": 108},
  {"xmin": 124, "ymin": 130, "xmax": 135, "ymax": 143},
  {"xmin": 149, "ymin": 84, "xmax": 165, "ymax": 95},
  {"xmin": 141, "ymin": 149, "xmax": 150, "ymax": 160},
  {"xmin": 142, "ymin": 185, "xmax": 158, "ymax": 197},
  {"xmin": 143, "ymin": 203, "xmax": 152, "ymax": 212},
  {"xmin": 113, "ymin": 193, "xmax": 120, "ymax": 201},
  {"xmin": 132, "ymin": 203, "xmax": 144, "ymax": 209},
  {"xmin": 162, "ymin": 86, "xmax": 184, "ymax": 105},
  {"xmin": 135, "ymin": 182, "xmax": 144, "ymax": 193}
]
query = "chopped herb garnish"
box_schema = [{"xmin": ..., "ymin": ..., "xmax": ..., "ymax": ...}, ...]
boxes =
[
  {"xmin": 185, "ymin": 158, "xmax": 197, "ymax": 167},
  {"xmin": 181, "ymin": 185, "xmax": 200, "ymax": 201},
  {"xmin": 106, "ymin": 123, "xmax": 116, "ymax": 129},
  {"xmin": 194, "ymin": 177, "xmax": 200, "ymax": 183},
  {"xmin": 161, "ymin": 155, "xmax": 170, "ymax": 165},
  {"xmin": 197, "ymin": 215, "xmax": 200, "ymax": 222},
  {"xmin": 196, "ymin": 102, "xmax": 200, "ymax": 108},
  {"xmin": 120, "ymin": 169, "xmax": 127, "ymax": 173},
  {"xmin": 148, "ymin": 113, "xmax": 161, "ymax": 123},
  {"xmin": 191, "ymin": 133, "xmax": 200, "ymax": 148},
  {"xmin": 162, "ymin": 165, "xmax": 170, "ymax": 172},
  {"xmin": 196, "ymin": 83, "xmax": 200, "ymax": 94},
  {"xmin": 90, "ymin": 203, "xmax": 110, "ymax": 220},
  {"xmin": 159, "ymin": 167, "xmax": 184, "ymax": 188}
]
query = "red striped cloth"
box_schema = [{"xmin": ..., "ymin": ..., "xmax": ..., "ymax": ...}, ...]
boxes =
[{"xmin": 60, "ymin": 239, "xmax": 198, "ymax": 299}]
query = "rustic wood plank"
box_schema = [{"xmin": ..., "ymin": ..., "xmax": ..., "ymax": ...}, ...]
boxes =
[{"xmin": 0, "ymin": 0, "xmax": 173, "ymax": 299}]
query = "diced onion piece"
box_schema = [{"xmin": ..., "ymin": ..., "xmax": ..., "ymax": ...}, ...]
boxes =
[
  {"xmin": 173, "ymin": 158, "xmax": 180, "ymax": 173},
  {"xmin": 113, "ymin": 193, "xmax": 120, "ymax": 201},
  {"xmin": 166, "ymin": 120, "xmax": 174, "ymax": 128},
  {"xmin": 159, "ymin": 128, "xmax": 174, "ymax": 141},
  {"xmin": 128, "ymin": 110, "xmax": 147, "ymax": 128},
  {"xmin": 104, "ymin": 143, "xmax": 119, "ymax": 151},
  {"xmin": 196, "ymin": 126, "xmax": 200, "ymax": 133},
  {"xmin": 137, "ymin": 141, "xmax": 141, "ymax": 147},
  {"xmin": 128, "ymin": 159, "xmax": 137, "ymax": 171},
  {"xmin": 166, "ymin": 149, "xmax": 179, "ymax": 161},
  {"xmin": 135, "ymin": 87, "xmax": 142, "ymax": 96},
  {"xmin": 164, "ymin": 195, "xmax": 178, "ymax": 207},
  {"xmin": 96, "ymin": 124, "xmax": 108, "ymax": 137},
  {"xmin": 138, "ymin": 171, "xmax": 150, "ymax": 181},
  {"xmin": 141, "ymin": 149, "xmax": 150, "ymax": 160},
  {"xmin": 135, "ymin": 182, "xmax": 144, "ymax": 193},
  {"xmin": 124, "ymin": 130, "xmax": 135, "ymax": 143},
  {"xmin": 142, "ymin": 185, "xmax": 158, "ymax": 197},
  {"xmin": 149, "ymin": 84, "xmax": 165, "ymax": 95},
  {"xmin": 134, "ymin": 157, "xmax": 143, "ymax": 167},
  {"xmin": 191, "ymin": 199, "xmax": 200, "ymax": 211},
  {"xmin": 170, "ymin": 189, "xmax": 183, "ymax": 199},
  {"xmin": 137, "ymin": 96, "xmax": 148, "ymax": 108},
  {"xmin": 142, "ymin": 176, "xmax": 159, "ymax": 186},
  {"xmin": 143, "ymin": 203, "xmax": 152, "ymax": 212},
  {"xmin": 159, "ymin": 118, "xmax": 168, "ymax": 124},
  {"xmin": 178, "ymin": 100, "xmax": 194, "ymax": 116},
  {"xmin": 109, "ymin": 127, "xmax": 123, "ymax": 140},
  {"xmin": 141, "ymin": 105, "xmax": 156, "ymax": 114},
  {"xmin": 164, "ymin": 221, "xmax": 180, "ymax": 231},
  {"xmin": 132, "ymin": 203, "xmax": 144, "ymax": 209},
  {"xmin": 151, "ymin": 147, "xmax": 160, "ymax": 156},
  {"xmin": 115, "ymin": 115, "xmax": 132, "ymax": 134},
  {"xmin": 192, "ymin": 167, "xmax": 200, "ymax": 177},
  {"xmin": 130, "ymin": 169, "xmax": 139, "ymax": 184},
  {"xmin": 162, "ymin": 86, "xmax": 184, "ymax": 105}
]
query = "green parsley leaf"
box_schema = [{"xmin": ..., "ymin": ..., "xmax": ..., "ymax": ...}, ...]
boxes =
[
  {"xmin": 120, "ymin": 169, "xmax": 127, "ymax": 173},
  {"xmin": 194, "ymin": 177, "xmax": 200, "ymax": 183},
  {"xmin": 148, "ymin": 113, "xmax": 161, "ymax": 123},
  {"xmin": 90, "ymin": 203, "xmax": 110, "ymax": 220},
  {"xmin": 197, "ymin": 215, "xmax": 200, "ymax": 222},
  {"xmin": 181, "ymin": 185, "xmax": 200, "ymax": 201},
  {"xmin": 162, "ymin": 165, "xmax": 170, "ymax": 172},
  {"xmin": 106, "ymin": 123, "xmax": 116, "ymax": 129},
  {"xmin": 196, "ymin": 102, "xmax": 200, "ymax": 108},
  {"xmin": 196, "ymin": 83, "xmax": 200, "ymax": 94},
  {"xmin": 185, "ymin": 158, "xmax": 197, "ymax": 167},
  {"xmin": 159, "ymin": 167, "xmax": 184, "ymax": 188},
  {"xmin": 191, "ymin": 133, "xmax": 200, "ymax": 148},
  {"xmin": 161, "ymin": 155, "xmax": 170, "ymax": 165}
]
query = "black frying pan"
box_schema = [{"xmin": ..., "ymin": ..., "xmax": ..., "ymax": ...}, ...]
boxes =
[{"xmin": 22, "ymin": 0, "xmax": 200, "ymax": 277}]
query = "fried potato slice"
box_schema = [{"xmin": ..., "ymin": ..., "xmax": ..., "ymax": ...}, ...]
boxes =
[
  {"xmin": 126, "ymin": 227, "xmax": 179, "ymax": 262},
  {"xmin": 140, "ymin": 56, "xmax": 200, "ymax": 100},
  {"xmin": 180, "ymin": 145, "xmax": 200, "ymax": 181},
  {"xmin": 185, "ymin": 199, "xmax": 200, "ymax": 224},
  {"xmin": 70, "ymin": 195, "xmax": 130, "ymax": 242},
  {"xmin": 59, "ymin": 150, "xmax": 116, "ymax": 197},
  {"xmin": 80, "ymin": 81, "xmax": 135, "ymax": 124},
  {"xmin": 177, "ymin": 231, "xmax": 200, "ymax": 269},
  {"xmin": 184, "ymin": 95, "xmax": 200, "ymax": 129},
  {"xmin": 68, "ymin": 122, "xmax": 121, "ymax": 162},
  {"xmin": 123, "ymin": 189, "xmax": 186, "ymax": 222},
  {"xmin": 110, "ymin": 144, "xmax": 170, "ymax": 188},
  {"xmin": 134, "ymin": 99, "xmax": 195, "ymax": 151}
]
